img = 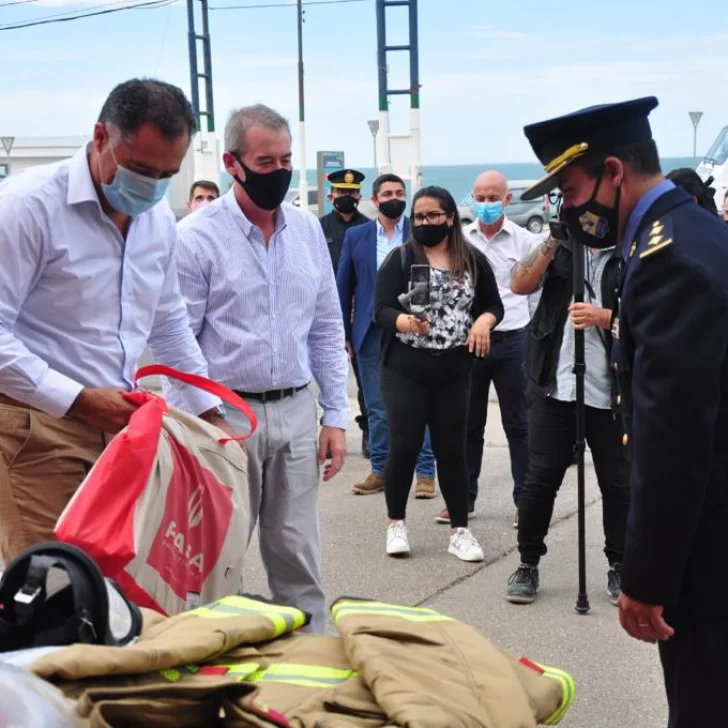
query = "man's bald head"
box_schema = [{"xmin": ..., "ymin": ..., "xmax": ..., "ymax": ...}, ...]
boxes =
[
  {"xmin": 472, "ymin": 170, "xmax": 512, "ymax": 228},
  {"xmin": 473, "ymin": 170, "xmax": 508, "ymax": 198}
]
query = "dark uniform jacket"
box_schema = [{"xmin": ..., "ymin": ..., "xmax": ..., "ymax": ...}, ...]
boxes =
[
  {"xmin": 524, "ymin": 244, "xmax": 624, "ymax": 407},
  {"xmin": 319, "ymin": 209, "xmax": 369, "ymax": 274},
  {"xmin": 615, "ymin": 186, "xmax": 728, "ymax": 618}
]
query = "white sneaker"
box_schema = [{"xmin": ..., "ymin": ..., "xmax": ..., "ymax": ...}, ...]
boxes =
[
  {"xmin": 386, "ymin": 520, "xmax": 411, "ymax": 557},
  {"xmin": 448, "ymin": 528, "xmax": 484, "ymax": 562}
]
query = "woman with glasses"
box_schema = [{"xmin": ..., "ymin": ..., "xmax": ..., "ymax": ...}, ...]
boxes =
[{"xmin": 374, "ymin": 186, "xmax": 504, "ymax": 561}]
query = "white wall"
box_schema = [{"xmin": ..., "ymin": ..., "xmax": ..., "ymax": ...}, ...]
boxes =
[{"xmin": 2, "ymin": 136, "xmax": 89, "ymax": 175}]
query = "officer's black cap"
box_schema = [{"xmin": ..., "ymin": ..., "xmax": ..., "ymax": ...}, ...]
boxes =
[
  {"xmin": 521, "ymin": 96, "xmax": 659, "ymax": 201},
  {"xmin": 327, "ymin": 169, "xmax": 365, "ymax": 190}
]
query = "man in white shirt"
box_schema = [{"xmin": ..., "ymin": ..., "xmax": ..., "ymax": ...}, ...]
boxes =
[
  {"xmin": 0, "ymin": 78, "xmax": 232, "ymax": 563},
  {"xmin": 170, "ymin": 105, "xmax": 349, "ymax": 633},
  {"xmin": 438, "ymin": 171, "xmax": 541, "ymax": 526}
]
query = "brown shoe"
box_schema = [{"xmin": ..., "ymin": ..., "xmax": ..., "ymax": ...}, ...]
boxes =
[
  {"xmin": 434, "ymin": 507, "xmax": 450, "ymax": 524},
  {"xmin": 415, "ymin": 476, "xmax": 437, "ymax": 499},
  {"xmin": 352, "ymin": 472, "xmax": 384, "ymax": 495},
  {"xmin": 435, "ymin": 501, "xmax": 476, "ymax": 524}
]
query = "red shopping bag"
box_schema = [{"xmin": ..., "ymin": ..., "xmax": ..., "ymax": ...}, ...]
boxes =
[{"xmin": 55, "ymin": 366, "xmax": 257, "ymax": 615}]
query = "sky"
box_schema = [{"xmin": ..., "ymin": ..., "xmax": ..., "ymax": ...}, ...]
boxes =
[{"xmin": 0, "ymin": 0, "xmax": 726, "ymax": 167}]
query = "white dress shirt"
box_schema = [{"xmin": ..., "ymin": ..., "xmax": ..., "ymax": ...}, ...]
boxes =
[
  {"xmin": 552, "ymin": 247, "xmax": 613, "ymax": 410},
  {"xmin": 0, "ymin": 146, "xmax": 220, "ymax": 418},
  {"xmin": 464, "ymin": 216, "xmax": 543, "ymax": 330},
  {"xmin": 170, "ymin": 190, "xmax": 349, "ymax": 429},
  {"xmin": 376, "ymin": 216, "xmax": 404, "ymax": 269}
]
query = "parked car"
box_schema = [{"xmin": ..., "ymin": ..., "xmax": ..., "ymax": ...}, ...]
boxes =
[
  {"xmin": 460, "ymin": 180, "xmax": 552, "ymax": 233},
  {"xmin": 285, "ymin": 188, "xmax": 320, "ymax": 217}
]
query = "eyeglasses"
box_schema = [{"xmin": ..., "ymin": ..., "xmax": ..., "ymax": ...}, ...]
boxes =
[{"xmin": 413, "ymin": 211, "xmax": 448, "ymax": 224}]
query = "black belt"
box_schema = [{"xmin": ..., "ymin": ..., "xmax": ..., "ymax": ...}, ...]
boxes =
[
  {"xmin": 235, "ymin": 384, "xmax": 308, "ymax": 403},
  {"xmin": 490, "ymin": 327, "xmax": 526, "ymax": 343}
]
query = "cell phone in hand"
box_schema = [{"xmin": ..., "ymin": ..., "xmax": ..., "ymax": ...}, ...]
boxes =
[{"xmin": 402, "ymin": 264, "xmax": 431, "ymax": 320}]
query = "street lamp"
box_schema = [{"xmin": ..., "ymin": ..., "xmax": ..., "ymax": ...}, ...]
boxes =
[
  {"xmin": 0, "ymin": 136, "xmax": 14, "ymax": 179},
  {"xmin": 367, "ymin": 120, "xmax": 379, "ymax": 172},
  {"xmin": 689, "ymin": 111, "xmax": 703, "ymax": 160}
]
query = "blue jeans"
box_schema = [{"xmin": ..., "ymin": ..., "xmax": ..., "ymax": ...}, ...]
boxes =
[{"xmin": 357, "ymin": 327, "xmax": 434, "ymax": 477}]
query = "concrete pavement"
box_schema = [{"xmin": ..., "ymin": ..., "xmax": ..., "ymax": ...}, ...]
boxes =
[{"xmin": 242, "ymin": 388, "xmax": 669, "ymax": 727}]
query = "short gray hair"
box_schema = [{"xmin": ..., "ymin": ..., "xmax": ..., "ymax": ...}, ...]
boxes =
[{"xmin": 225, "ymin": 104, "xmax": 291, "ymax": 153}]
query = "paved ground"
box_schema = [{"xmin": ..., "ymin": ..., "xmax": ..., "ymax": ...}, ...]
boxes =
[
  {"xmin": 4, "ymin": 370, "xmax": 667, "ymax": 725},
  {"xmin": 241, "ymin": 377, "xmax": 668, "ymax": 727}
]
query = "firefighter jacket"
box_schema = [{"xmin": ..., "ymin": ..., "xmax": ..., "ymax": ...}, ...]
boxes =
[{"xmin": 29, "ymin": 595, "xmax": 575, "ymax": 727}]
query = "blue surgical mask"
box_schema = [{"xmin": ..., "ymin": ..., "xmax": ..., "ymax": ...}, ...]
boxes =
[
  {"xmin": 474, "ymin": 201, "xmax": 504, "ymax": 225},
  {"xmin": 101, "ymin": 146, "xmax": 170, "ymax": 216}
]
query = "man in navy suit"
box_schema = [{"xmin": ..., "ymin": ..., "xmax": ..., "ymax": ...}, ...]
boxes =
[
  {"xmin": 521, "ymin": 96, "xmax": 728, "ymax": 728},
  {"xmin": 337, "ymin": 174, "xmax": 435, "ymax": 497}
]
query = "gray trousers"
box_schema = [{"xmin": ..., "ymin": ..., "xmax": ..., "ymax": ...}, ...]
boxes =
[{"xmin": 227, "ymin": 387, "xmax": 325, "ymax": 633}]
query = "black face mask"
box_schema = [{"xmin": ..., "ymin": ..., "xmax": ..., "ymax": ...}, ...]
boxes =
[
  {"xmin": 561, "ymin": 169, "xmax": 621, "ymax": 249},
  {"xmin": 233, "ymin": 155, "xmax": 292, "ymax": 211},
  {"xmin": 333, "ymin": 195, "xmax": 358, "ymax": 215},
  {"xmin": 378, "ymin": 198, "xmax": 406, "ymax": 220},
  {"xmin": 413, "ymin": 223, "xmax": 450, "ymax": 247}
]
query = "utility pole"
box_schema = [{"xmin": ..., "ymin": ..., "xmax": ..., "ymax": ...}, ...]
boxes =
[
  {"xmin": 180, "ymin": 0, "xmax": 219, "ymax": 217},
  {"xmin": 186, "ymin": 0, "xmax": 215, "ymax": 133},
  {"xmin": 689, "ymin": 111, "xmax": 703, "ymax": 160},
  {"xmin": 367, "ymin": 120, "xmax": 379, "ymax": 170},
  {"xmin": 297, "ymin": 0, "xmax": 308, "ymax": 207},
  {"xmin": 375, "ymin": 0, "xmax": 422, "ymax": 192}
]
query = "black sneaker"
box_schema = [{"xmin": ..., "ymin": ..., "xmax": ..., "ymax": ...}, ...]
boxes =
[
  {"xmin": 607, "ymin": 562, "xmax": 622, "ymax": 605},
  {"xmin": 506, "ymin": 563, "xmax": 539, "ymax": 604}
]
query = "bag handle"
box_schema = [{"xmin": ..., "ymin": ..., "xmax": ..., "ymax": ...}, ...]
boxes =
[{"xmin": 134, "ymin": 365, "xmax": 257, "ymax": 440}]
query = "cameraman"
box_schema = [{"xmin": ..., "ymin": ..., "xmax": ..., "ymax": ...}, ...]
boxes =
[{"xmin": 504, "ymin": 228, "xmax": 630, "ymax": 606}]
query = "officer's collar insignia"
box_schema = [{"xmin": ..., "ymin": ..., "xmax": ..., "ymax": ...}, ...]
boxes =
[{"xmin": 639, "ymin": 218, "xmax": 673, "ymax": 259}]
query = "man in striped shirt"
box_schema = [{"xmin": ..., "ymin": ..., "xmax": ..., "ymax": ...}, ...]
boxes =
[{"xmin": 169, "ymin": 105, "xmax": 349, "ymax": 633}]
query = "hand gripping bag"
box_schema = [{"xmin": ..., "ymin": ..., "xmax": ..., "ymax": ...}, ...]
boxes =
[{"xmin": 55, "ymin": 365, "xmax": 257, "ymax": 616}]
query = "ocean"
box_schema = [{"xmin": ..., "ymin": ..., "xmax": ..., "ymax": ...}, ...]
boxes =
[{"xmin": 286, "ymin": 157, "xmax": 698, "ymax": 203}]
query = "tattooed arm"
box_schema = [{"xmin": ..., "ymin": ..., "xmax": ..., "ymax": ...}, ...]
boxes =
[{"xmin": 510, "ymin": 236, "xmax": 560, "ymax": 295}]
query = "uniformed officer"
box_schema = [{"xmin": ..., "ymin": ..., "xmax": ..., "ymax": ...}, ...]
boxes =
[
  {"xmin": 319, "ymin": 169, "xmax": 369, "ymax": 274},
  {"xmin": 519, "ymin": 96, "xmax": 728, "ymax": 728},
  {"xmin": 319, "ymin": 169, "xmax": 370, "ymax": 457}
]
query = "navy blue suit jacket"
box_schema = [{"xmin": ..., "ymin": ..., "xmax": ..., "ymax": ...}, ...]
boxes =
[
  {"xmin": 336, "ymin": 218, "xmax": 410, "ymax": 353},
  {"xmin": 615, "ymin": 186, "xmax": 728, "ymax": 616}
]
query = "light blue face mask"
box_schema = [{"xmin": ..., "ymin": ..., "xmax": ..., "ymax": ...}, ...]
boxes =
[
  {"xmin": 474, "ymin": 200, "xmax": 504, "ymax": 225},
  {"xmin": 101, "ymin": 146, "xmax": 170, "ymax": 216}
]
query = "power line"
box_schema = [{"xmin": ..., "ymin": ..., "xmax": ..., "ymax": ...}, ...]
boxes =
[
  {"xmin": 210, "ymin": 0, "xmax": 366, "ymax": 10},
  {"xmin": 1, "ymin": 0, "xmax": 133, "ymax": 17},
  {"xmin": 152, "ymin": 1, "xmax": 174, "ymax": 74},
  {"xmin": 0, "ymin": 0, "xmax": 176, "ymax": 30},
  {"xmin": 0, "ymin": 0, "xmax": 39, "ymax": 7}
]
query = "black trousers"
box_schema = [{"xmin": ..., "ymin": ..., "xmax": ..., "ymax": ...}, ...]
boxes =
[
  {"xmin": 659, "ymin": 617, "xmax": 728, "ymax": 728},
  {"xmin": 517, "ymin": 395, "xmax": 630, "ymax": 566},
  {"xmin": 350, "ymin": 353, "xmax": 368, "ymax": 434},
  {"xmin": 466, "ymin": 331, "xmax": 528, "ymax": 505},
  {"xmin": 381, "ymin": 341, "xmax": 473, "ymax": 528}
]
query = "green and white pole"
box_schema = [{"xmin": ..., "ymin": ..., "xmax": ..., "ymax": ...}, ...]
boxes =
[
  {"xmin": 297, "ymin": 0, "xmax": 309, "ymax": 207},
  {"xmin": 408, "ymin": 0, "xmax": 422, "ymax": 194}
]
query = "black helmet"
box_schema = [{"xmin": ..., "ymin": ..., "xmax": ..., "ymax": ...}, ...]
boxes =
[{"xmin": 0, "ymin": 542, "xmax": 142, "ymax": 652}]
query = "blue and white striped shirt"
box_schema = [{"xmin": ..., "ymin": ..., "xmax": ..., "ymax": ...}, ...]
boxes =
[{"xmin": 168, "ymin": 190, "xmax": 349, "ymax": 429}]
